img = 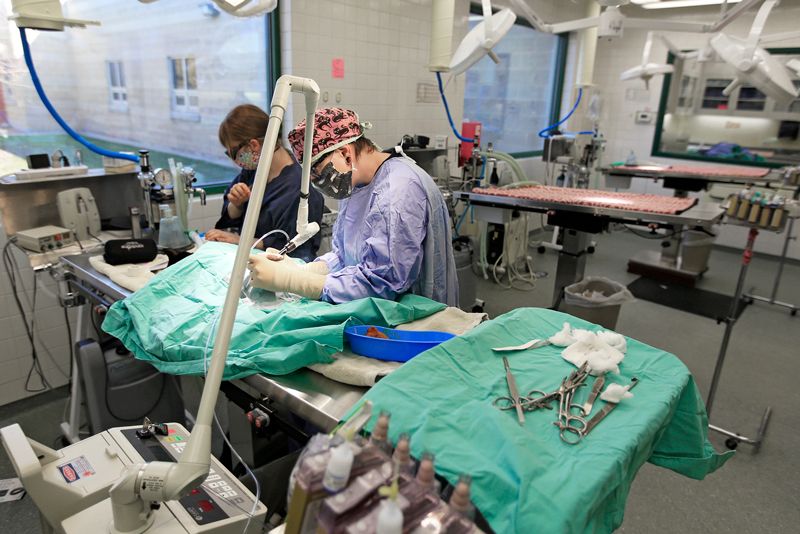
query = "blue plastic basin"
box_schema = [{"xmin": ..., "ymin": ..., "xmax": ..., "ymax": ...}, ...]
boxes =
[{"xmin": 344, "ymin": 325, "xmax": 455, "ymax": 363}]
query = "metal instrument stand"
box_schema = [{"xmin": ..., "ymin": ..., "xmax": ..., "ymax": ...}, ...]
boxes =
[
  {"xmin": 743, "ymin": 187, "xmax": 799, "ymax": 315},
  {"xmin": 707, "ymin": 227, "xmax": 772, "ymax": 452}
]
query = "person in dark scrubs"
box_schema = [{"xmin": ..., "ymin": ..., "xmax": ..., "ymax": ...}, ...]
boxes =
[{"xmin": 206, "ymin": 104, "xmax": 324, "ymax": 262}]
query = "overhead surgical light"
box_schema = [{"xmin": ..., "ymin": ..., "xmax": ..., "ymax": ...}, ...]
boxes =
[
  {"xmin": 9, "ymin": 0, "xmax": 99, "ymax": 30},
  {"xmin": 621, "ymin": 0, "xmax": 800, "ymax": 98},
  {"xmin": 211, "ymin": 0, "xmax": 278, "ymax": 17},
  {"xmin": 138, "ymin": 0, "xmax": 278, "ymax": 17},
  {"xmin": 620, "ymin": 32, "xmax": 710, "ymax": 87},
  {"xmin": 642, "ymin": 0, "xmax": 744, "ymax": 9},
  {"xmin": 509, "ymin": 0, "xmax": 766, "ymax": 37},
  {"xmin": 620, "ymin": 32, "xmax": 675, "ymax": 88},
  {"xmin": 787, "ymin": 59, "xmax": 800, "ymax": 78},
  {"xmin": 710, "ymin": 0, "xmax": 800, "ymax": 105},
  {"xmin": 448, "ymin": 0, "xmax": 516, "ymax": 76}
]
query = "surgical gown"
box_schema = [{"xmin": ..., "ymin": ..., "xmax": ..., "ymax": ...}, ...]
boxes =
[{"xmin": 316, "ymin": 155, "xmax": 458, "ymax": 306}]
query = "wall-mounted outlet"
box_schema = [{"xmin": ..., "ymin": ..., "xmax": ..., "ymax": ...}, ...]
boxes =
[{"xmin": 635, "ymin": 111, "xmax": 653, "ymax": 124}]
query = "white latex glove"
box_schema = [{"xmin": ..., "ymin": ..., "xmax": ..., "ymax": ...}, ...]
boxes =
[
  {"xmin": 247, "ymin": 253, "xmax": 326, "ymax": 299},
  {"xmin": 264, "ymin": 248, "xmax": 330, "ymax": 275}
]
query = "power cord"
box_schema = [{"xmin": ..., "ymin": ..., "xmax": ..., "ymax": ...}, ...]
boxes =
[
  {"xmin": 63, "ymin": 306, "xmax": 74, "ymax": 379},
  {"xmin": 3, "ymin": 239, "xmax": 50, "ymax": 392},
  {"xmin": 204, "ymin": 310, "xmax": 261, "ymax": 534},
  {"xmin": 86, "ymin": 229, "xmax": 105, "ymax": 247},
  {"xmin": 623, "ymin": 224, "xmax": 685, "ymax": 240}
]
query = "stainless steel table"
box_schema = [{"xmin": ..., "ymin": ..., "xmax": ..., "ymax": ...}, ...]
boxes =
[
  {"xmin": 454, "ymin": 189, "xmax": 724, "ymax": 306},
  {"xmin": 58, "ymin": 253, "xmax": 367, "ymax": 439},
  {"xmin": 600, "ymin": 164, "xmax": 780, "ymax": 187},
  {"xmin": 600, "ymin": 165, "xmax": 780, "ymax": 283}
]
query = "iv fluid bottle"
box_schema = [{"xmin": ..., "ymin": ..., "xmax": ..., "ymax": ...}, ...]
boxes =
[
  {"xmin": 376, "ymin": 498, "xmax": 403, "ymax": 534},
  {"xmin": 322, "ymin": 441, "xmax": 354, "ymax": 493}
]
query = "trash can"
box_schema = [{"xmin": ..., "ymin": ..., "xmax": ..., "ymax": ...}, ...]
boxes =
[
  {"xmin": 679, "ymin": 230, "xmax": 716, "ymax": 274},
  {"xmin": 453, "ymin": 237, "xmax": 476, "ymax": 312},
  {"xmin": 560, "ymin": 277, "xmax": 635, "ymax": 330}
]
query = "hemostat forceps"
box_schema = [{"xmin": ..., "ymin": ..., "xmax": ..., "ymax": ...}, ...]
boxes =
[
  {"xmin": 497, "ymin": 357, "xmax": 526, "ymax": 426},
  {"xmin": 553, "ymin": 365, "xmax": 589, "ymax": 444}
]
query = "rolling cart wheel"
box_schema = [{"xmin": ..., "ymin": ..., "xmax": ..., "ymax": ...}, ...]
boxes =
[
  {"xmin": 791, "ymin": 309, "xmax": 797, "ymax": 317},
  {"xmin": 724, "ymin": 438, "xmax": 739, "ymax": 450},
  {"xmin": 587, "ymin": 246, "xmax": 595, "ymax": 254},
  {"xmin": 745, "ymin": 297, "xmax": 754, "ymax": 305},
  {"xmin": 471, "ymin": 304, "xmax": 485, "ymax": 313},
  {"xmin": 537, "ymin": 246, "xmax": 546, "ymax": 254}
]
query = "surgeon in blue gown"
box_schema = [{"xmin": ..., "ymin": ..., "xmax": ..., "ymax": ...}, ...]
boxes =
[{"xmin": 246, "ymin": 107, "xmax": 458, "ymax": 307}]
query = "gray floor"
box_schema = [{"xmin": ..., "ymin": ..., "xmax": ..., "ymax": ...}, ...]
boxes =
[
  {"xmin": 472, "ymin": 227, "xmax": 800, "ymax": 533},
  {"xmin": 2, "ymin": 228, "xmax": 799, "ymax": 533}
]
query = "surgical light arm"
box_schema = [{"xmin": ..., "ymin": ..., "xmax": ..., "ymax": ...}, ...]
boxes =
[
  {"xmin": 108, "ymin": 75, "xmax": 320, "ymax": 533},
  {"xmin": 9, "ymin": 0, "xmax": 99, "ymax": 30},
  {"xmin": 509, "ymin": 0, "xmax": 767, "ymax": 35}
]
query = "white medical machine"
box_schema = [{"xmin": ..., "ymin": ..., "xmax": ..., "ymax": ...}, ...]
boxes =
[
  {"xmin": 57, "ymin": 187, "xmax": 102, "ymax": 242},
  {"xmin": 15, "ymin": 225, "xmax": 75, "ymax": 253}
]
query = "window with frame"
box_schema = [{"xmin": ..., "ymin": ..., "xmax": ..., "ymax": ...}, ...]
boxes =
[
  {"xmin": 1, "ymin": 3, "xmax": 279, "ymax": 188},
  {"xmin": 462, "ymin": 9, "xmax": 566, "ymax": 156},
  {"xmin": 169, "ymin": 57, "xmax": 199, "ymax": 118},
  {"xmin": 106, "ymin": 60, "xmax": 127, "ymax": 111}
]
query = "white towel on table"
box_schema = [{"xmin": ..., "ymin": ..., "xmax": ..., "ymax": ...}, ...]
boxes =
[{"xmin": 89, "ymin": 254, "xmax": 169, "ymax": 292}]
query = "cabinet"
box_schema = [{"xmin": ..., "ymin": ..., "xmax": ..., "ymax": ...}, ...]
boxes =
[{"xmin": 691, "ymin": 56, "xmax": 800, "ymax": 120}]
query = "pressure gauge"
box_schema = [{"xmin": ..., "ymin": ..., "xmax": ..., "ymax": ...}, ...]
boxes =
[{"xmin": 154, "ymin": 168, "xmax": 173, "ymax": 187}]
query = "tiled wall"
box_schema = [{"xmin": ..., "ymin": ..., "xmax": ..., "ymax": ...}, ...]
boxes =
[
  {"xmin": 0, "ymin": 193, "xmax": 222, "ymax": 409},
  {"xmin": 0, "ymin": 220, "xmax": 72, "ymax": 406},
  {"xmin": 280, "ymin": 0, "xmax": 470, "ymax": 164}
]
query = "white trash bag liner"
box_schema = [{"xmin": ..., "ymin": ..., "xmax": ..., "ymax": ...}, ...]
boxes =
[{"xmin": 563, "ymin": 276, "xmax": 635, "ymax": 308}]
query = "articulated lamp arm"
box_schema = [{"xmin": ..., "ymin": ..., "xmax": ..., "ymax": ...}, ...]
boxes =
[{"xmin": 108, "ymin": 75, "xmax": 320, "ymax": 533}]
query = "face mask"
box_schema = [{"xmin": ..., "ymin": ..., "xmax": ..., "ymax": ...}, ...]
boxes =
[
  {"xmin": 235, "ymin": 145, "xmax": 260, "ymax": 170},
  {"xmin": 312, "ymin": 160, "xmax": 355, "ymax": 199}
]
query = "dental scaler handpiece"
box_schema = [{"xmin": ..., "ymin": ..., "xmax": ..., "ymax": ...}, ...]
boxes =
[{"xmin": 278, "ymin": 221, "xmax": 321, "ymax": 256}]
